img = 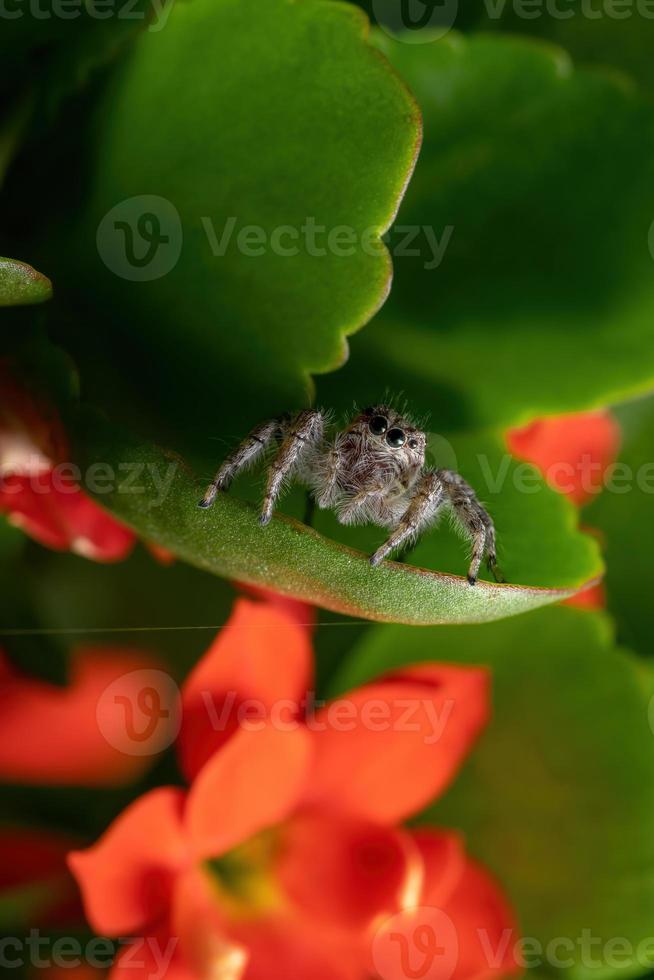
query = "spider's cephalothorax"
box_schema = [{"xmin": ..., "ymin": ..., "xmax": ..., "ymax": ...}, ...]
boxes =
[{"xmin": 199, "ymin": 404, "xmax": 503, "ymax": 585}]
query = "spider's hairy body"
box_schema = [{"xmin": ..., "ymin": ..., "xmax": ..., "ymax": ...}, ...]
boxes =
[{"xmin": 199, "ymin": 404, "xmax": 504, "ymax": 585}]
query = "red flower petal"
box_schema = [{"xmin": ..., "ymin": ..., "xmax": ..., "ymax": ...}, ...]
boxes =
[
  {"xmin": 564, "ymin": 580, "xmax": 606, "ymax": 610},
  {"xmin": 228, "ymin": 916, "xmax": 363, "ymax": 980},
  {"xmin": 0, "ymin": 648, "xmax": 173, "ymax": 787},
  {"xmin": 276, "ymin": 809, "xmax": 422, "ymax": 930},
  {"xmin": 68, "ymin": 787, "xmax": 188, "ymax": 936},
  {"xmin": 109, "ymin": 924, "xmax": 200, "ymax": 980},
  {"xmin": 170, "ymin": 867, "xmax": 248, "ymax": 980},
  {"xmin": 441, "ymin": 858, "xmax": 521, "ymax": 980},
  {"xmin": 186, "ymin": 725, "xmax": 312, "ymax": 860},
  {"xmin": 179, "ymin": 599, "xmax": 313, "ymax": 781},
  {"xmin": 507, "ymin": 411, "xmax": 620, "ymax": 506},
  {"xmin": 305, "ymin": 665, "xmax": 489, "ymax": 824},
  {"xmin": 411, "ymin": 829, "xmax": 468, "ymax": 909},
  {"xmin": 236, "ymin": 583, "xmax": 316, "ymax": 631},
  {"xmin": 0, "ymin": 473, "xmax": 135, "ymax": 561}
]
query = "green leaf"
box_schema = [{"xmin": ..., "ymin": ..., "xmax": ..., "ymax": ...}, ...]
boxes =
[
  {"xmin": 321, "ymin": 32, "xmax": 654, "ymax": 430},
  {"xmin": 48, "ymin": 0, "xmax": 421, "ymax": 443},
  {"xmin": 331, "ymin": 606, "xmax": 654, "ymax": 980},
  {"xmin": 479, "ymin": 0, "xmax": 654, "ymax": 99},
  {"xmin": 0, "ymin": 258, "xmax": 52, "ymax": 307},
  {"xmin": 586, "ymin": 395, "xmax": 654, "ymax": 659},
  {"xmin": 357, "ymin": 0, "xmax": 654, "ymax": 96},
  {"xmin": 75, "ymin": 416, "xmax": 600, "ymax": 625}
]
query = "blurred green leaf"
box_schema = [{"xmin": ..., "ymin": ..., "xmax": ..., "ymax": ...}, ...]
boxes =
[
  {"xmin": 332, "ymin": 605, "xmax": 654, "ymax": 980},
  {"xmin": 356, "ymin": 0, "xmax": 654, "ymax": 96},
  {"xmin": 76, "ymin": 416, "xmax": 600, "ymax": 624},
  {"xmin": 48, "ymin": 0, "xmax": 421, "ymax": 445},
  {"xmin": 322, "ymin": 33, "xmax": 654, "ymax": 430},
  {"xmin": 479, "ymin": 0, "xmax": 654, "ymax": 98},
  {"xmin": 0, "ymin": 2, "xmax": 154, "ymax": 120},
  {"xmin": 0, "ymin": 258, "xmax": 51, "ymax": 307},
  {"xmin": 586, "ymin": 395, "xmax": 654, "ymax": 658}
]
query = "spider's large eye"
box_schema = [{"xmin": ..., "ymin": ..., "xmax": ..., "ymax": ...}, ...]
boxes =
[
  {"xmin": 386, "ymin": 428, "xmax": 406, "ymax": 448},
  {"xmin": 369, "ymin": 415, "xmax": 388, "ymax": 435}
]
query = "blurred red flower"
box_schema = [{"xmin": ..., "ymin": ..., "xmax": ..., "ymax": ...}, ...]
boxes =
[
  {"xmin": 507, "ymin": 410, "xmax": 619, "ymax": 507},
  {"xmin": 70, "ymin": 598, "xmax": 520, "ymax": 980},
  {"xmin": 0, "ymin": 647, "xmax": 176, "ymax": 787},
  {"xmin": 0, "ymin": 363, "xmax": 135, "ymax": 561},
  {"xmin": 507, "ymin": 411, "xmax": 618, "ymax": 610}
]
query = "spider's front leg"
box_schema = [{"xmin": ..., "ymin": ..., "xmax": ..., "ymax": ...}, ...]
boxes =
[
  {"xmin": 259, "ymin": 409, "xmax": 324, "ymax": 526},
  {"xmin": 438, "ymin": 469, "xmax": 504, "ymax": 585},
  {"xmin": 198, "ymin": 416, "xmax": 284, "ymax": 509},
  {"xmin": 369, "ymin": 472, "xmax": 444, "ymax": 567}
]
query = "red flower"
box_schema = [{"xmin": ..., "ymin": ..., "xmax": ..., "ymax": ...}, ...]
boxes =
[
  {"xmin": 69, "ymin": 598, "xmax": 520, "ymax": 980},
  {"xmin": 0, "ymin": 363, "xmax": 135, "ymax": 561},
  {"xmin": 507, "ymin": 411, "xmax": 619, "ymax": 506},
  {"xmin": 0, "ymin": 647, "xmax": 178, "ymax": 787},
  {"xmin": 507, "ymin": 411, "xmax": 618, "ymax": 610}
]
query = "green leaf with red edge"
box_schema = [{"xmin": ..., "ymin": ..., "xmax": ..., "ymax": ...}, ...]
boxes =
[
  {"xmin": 0, "ymin": 259, "xmax": 52, "ymax": 307},
  {"xmin": 74, "ymin": 415, "xmax": 601, "ymax": 625},
  {"xmin": 320, "ymin": 32, "xmax": 654, "ymax": 431},
  {"xmin": 43, "ymin": 0, "xmax": 421, "ymax": 445},
  {"xmin": 331, "ymin": 605, "xmax": 654, "ymax": 980}
]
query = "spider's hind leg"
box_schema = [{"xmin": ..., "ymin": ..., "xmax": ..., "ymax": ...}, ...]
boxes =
[{"xmin": 437, "ymin": 469, "xmax": 502, "ymax": 585}]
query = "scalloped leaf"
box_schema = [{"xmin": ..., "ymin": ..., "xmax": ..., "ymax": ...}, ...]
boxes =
[
  {"xmin": 321, "ymin": 32, "xmax": 654, "ymax": 430},
  {"xmin": 331, "ymin": 606, "xmax": 654, "ymax": 980},
  {"xmin": 0, "ymin": 258, "xmax": 51, "ymax": 307},
  {"xmin": 75, "ymin": 416, "xmax": 600, "ymax": 624},
  {"xmin": 46, "ymin": 0, "xmax": 421, "ymax": 443}
]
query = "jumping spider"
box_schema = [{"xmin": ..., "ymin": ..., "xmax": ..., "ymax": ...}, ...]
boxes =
[{"xmin": 199, "ymin": 404, "xmax": 503, "ymax": 585}]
